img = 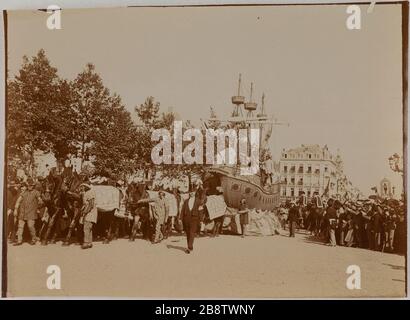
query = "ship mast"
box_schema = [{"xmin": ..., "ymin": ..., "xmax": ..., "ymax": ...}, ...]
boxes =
[
  {"xmin": 201, "ymin": 75, "xmax": 289, "ymax": 163},
  {"xmin": 231, "ymin": 74, "xmax": 245, "ymax": 117},
  {"xmin": 244, "ymin": 82, "xmax": 257, "ymax": 118},
  {"xmin": 258, "ymin": 93, "xmax": 267, "ymax": 148}
]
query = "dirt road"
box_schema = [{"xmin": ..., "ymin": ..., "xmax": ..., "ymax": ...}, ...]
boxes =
[{"xmin": 5, "ymin": 231, "xmax": 406, "ymax": 298}]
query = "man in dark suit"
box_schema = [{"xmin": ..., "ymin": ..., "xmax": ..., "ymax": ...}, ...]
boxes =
[
  {"xmin": 287, "ymin": 201, "xmax": 299, "ymax": 237},
  {"xmin": 181, "ymin": 186, "xmax": 204, "ymax": 254},
  {"xmin": 325, "ymin": 198, "xmax": 338, "ymax": 246}
]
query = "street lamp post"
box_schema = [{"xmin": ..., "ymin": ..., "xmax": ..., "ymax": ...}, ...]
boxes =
[
  {"xmin": 388, "ymin": 153, "xmax": 404, "ymax": 200},
  {"xmin": 388, "ymin": 153, "xmax": 403, "ymax": 174}
]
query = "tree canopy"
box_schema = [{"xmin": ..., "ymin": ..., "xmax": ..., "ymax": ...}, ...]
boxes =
[{"xmin": 7, "ymin": 49, "xmax": 207, "ymax": 182}]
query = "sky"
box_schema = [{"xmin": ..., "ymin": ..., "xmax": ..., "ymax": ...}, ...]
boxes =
[{"xmin": 6, "ymin": 4, "xmax": 405, "ymax": 195}]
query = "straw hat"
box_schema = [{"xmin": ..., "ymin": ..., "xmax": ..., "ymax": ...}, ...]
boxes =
[{"xmin": 79, "ymin": 183, "xmax": 92, "ymax": 190}]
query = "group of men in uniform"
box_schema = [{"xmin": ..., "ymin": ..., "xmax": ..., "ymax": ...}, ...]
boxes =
[{"xmin": 285, "ymin": 191, "xmax": 406, "ymax": 254}]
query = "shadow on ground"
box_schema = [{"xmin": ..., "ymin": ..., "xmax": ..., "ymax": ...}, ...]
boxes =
[
  {"xmin": 166, "ymin": 244, "xmax": 187, "ymax": 253},
  {"xmin": 383, "ymin": 263, "xmax": 405, "ymax": 271}
]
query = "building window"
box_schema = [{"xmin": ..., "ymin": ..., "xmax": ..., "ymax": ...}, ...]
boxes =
[
  {"xmin": 284, "ymin": 154, "xmax": 287, "ymax": 159},
  {"xmin": 290, "ymin": 188, "xmax": 294, "ymax": 197},
  {"xmin": 291, "ymin": 178, "xmax": 295, "ymax": 185},
  {"xmin": 298, "ymin": 166, "xmax": 303, "ymax": 173},
  {"xmin": 308, "ymin": 154, "xmax": 312, "ymax": 159},
  {"xmin": 324, "ymin": 167, "xmax": 328, "ymax": 172},
  {"xmin": 283, "ymin": 165, "xmax": 288, "ymax": 173},
  {"xmin": 307, "ymin": 166, "xmax": 312, "ymax": 173},
  {"xmin": 290, "ymin": 166, "xmax": 295, "ymax": 173}
]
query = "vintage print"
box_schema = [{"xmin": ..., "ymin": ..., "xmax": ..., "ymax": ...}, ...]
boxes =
[{"xmin": 1, "ymin": 3, "xmax": 407, "ymax": 298}]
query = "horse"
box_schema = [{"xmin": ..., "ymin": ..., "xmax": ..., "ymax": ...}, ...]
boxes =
[
  {"xmin": 40, "ymin": 168, "xmax": 86, "ymax": 245},
  {"xmin": 126, "ymin": 182, "xmax": 152, "ymax": 241},
  {"xmin": 92, "ymin": 183, "xmax": 126, "ymax": 243}
]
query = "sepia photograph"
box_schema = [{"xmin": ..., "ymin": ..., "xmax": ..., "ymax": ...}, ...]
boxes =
[{"xmin": 1, "ymin": 1, "xmax": 408, "ymax": 299}]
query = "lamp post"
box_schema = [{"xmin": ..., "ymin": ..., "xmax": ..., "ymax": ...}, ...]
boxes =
[
  {"xmin": 388, "ymin": 153, "xmax": 404, "ymax": 200},
  {"xmin": 388, "ymin": 153, "xmax": 403, "ymax": 175}
]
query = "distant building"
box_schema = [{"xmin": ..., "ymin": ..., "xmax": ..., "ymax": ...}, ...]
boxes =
[{"xmin": 279, "ymin": 144, "xmax": 354, "ymax": 201}]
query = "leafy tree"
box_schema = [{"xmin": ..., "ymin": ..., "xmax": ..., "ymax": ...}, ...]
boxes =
[
  {"xmin": 135, "ymin": 97, "xmax": 208, "ymax": 186},
  {"xmin": 90, "ymin": 94, "xmax": 140, "ymax": 180},
  {"xmin": 135, "ymin": 96, "xmax": 160, "ymax": 127},
  {"xmin": 7, "ymin": 49, "xmax": 74, "ymax": 174},
  {"xmin": 70, "ymin": 63, "xmax": 113, "ymax": 168},
  {"xmin": 134, "ymin": 97, "xmax": 176, "ymax": 170}
]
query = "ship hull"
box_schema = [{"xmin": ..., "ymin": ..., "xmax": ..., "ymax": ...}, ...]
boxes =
[{"xmin": 207, "ymin": 167, "xmax": 281, "ymax": 210}]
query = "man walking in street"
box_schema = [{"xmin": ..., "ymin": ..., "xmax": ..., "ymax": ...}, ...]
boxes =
[
  {"xmin": 372, "ymin": 204, "xmax": 383, "ymax": 251},
  {"xmin": 13, "ymin": 178, "xmax": 43, "ymax": 246},
  {"xmin": 151, "ymin": 190, "xmax": 169, "ymax": 244},
  {"xmin": 288, "ymin": 201, "xmax": 299, "ymax": 237},
  {"xmin": 79, "ymin": 183, "xmax": 98, "ymax": 249},
  {"xmin": 325, "ymin": 199, "xmax": 338, "ymax": 246},
  {"xmin": 182, "ymin": 186, "xmax": 203, "ymax": 254}
]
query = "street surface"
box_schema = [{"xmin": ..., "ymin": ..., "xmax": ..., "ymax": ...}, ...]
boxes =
[{"xmin": 6, "ymin": 230, "xmax": 406, "ymax": 298}]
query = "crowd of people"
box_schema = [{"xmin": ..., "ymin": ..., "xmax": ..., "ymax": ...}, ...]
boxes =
[
  {"xmin": 5, "ymin": 167, "xmax": 406, "ymax": 256},
  {"xmin": 283, "ymin": 191, "xmax": 406, "ymax": 254},
  {"xmin": 5, "ymin": 170, "xmax": 221, "ymax": 254}
]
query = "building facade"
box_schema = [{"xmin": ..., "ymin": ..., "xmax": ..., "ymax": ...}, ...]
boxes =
[{"xmin": 279, "ymin": 144, "xmax": 354, "ymax": 201}]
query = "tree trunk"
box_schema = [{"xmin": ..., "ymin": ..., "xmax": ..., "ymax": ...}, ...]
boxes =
[
  {"xmin": 28, "ymin": 148, "xmax": 35, "ymax": 177},
  {"xmin": 80, "ymin": 139, "xmax": 85, "ymax": 171}
]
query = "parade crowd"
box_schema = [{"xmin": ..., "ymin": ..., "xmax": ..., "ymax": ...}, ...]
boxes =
[
  {"xmin": 284, "ymin": 192, "xmax": 406, "ymax": 254},
  {"xmin": 5, "ymin": 164, "xmax": 406, "ymax": 255},
  {"xmin": 5, "ymin": 165, "xmax": 220, "ymax": 254}
]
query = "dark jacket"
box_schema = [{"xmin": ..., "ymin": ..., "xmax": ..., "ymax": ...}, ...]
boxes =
[
  {"xmin": 195, "ymin": 187, "xmax": 207, "ymax": 222},
  {"xmin": 372, "ymin": 212, "xmax": 383, "ymax": 233},
  {"xmin": 181, "ymin": 197, "xmax": 202, "ymax": 232},
  {"xmin": 288, "ymin": 206, "xmax": 299, "ymax": 222},
  {"xmin": 326, "ymin": 206, "xmax": 337, "ymax": 229},
  {"xmin": 6, "ymin": 187, "xmax": 18, "ymax": 211}
]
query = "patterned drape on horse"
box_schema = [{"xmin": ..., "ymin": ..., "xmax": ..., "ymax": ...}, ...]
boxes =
[
  {"xmin": 205, "ymin": 195, "xmax": 227, "ymax": 220},
  {"xmin": 223, "ymin": 207, "xmax": 282, "ymax": 236},
  {"xmin": 93, "ymin": 185, "xmax": 121, "ymax": 212}
]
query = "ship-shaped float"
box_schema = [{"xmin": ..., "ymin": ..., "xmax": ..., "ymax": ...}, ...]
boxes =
[{"xmin": 203, "ymin": 75, "xmax": 289, "ymax": 210}]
